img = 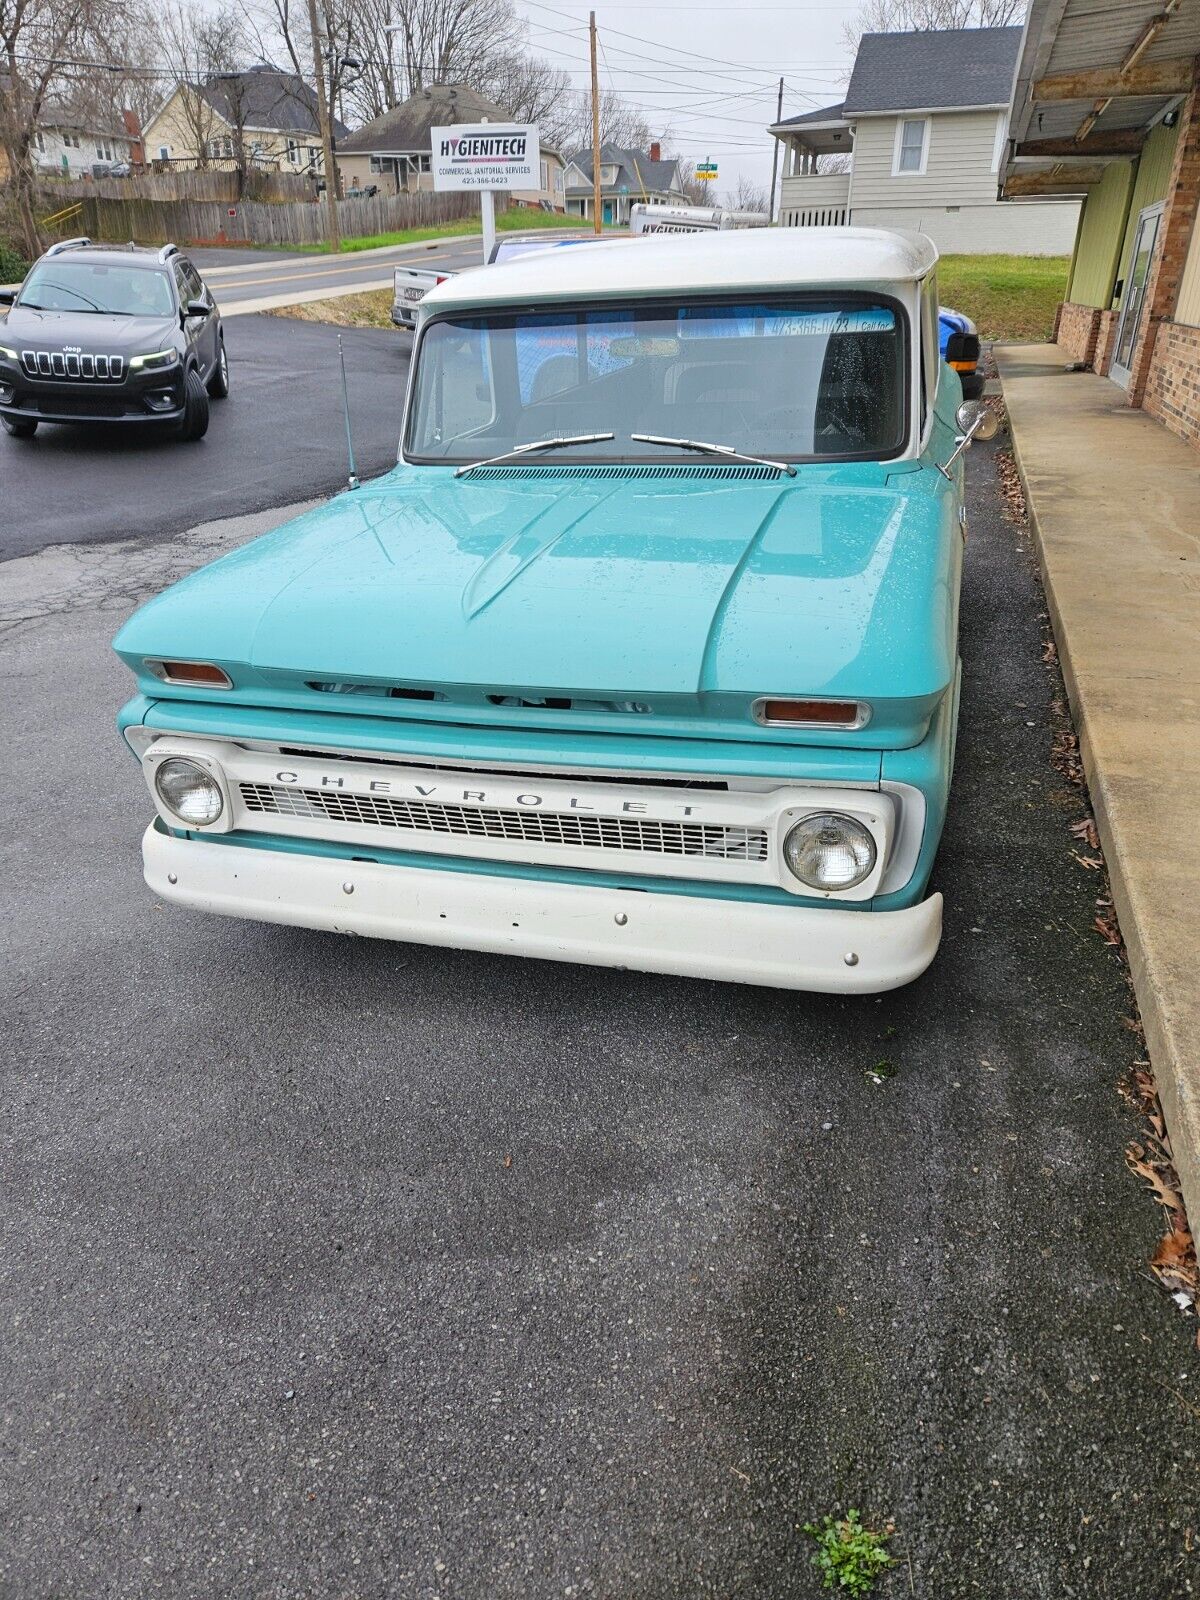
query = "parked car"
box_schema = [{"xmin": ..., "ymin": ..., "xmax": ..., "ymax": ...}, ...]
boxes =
[
  {"xmin": 113, "ymin": 228, "xmax": 995, "ymax": 993},
  {"xmin": 0, "ymin": 238, "xmax": 226, "ymax": 441},
  {"xmin": 91, "ymin": 160, "xmax": 132, "ymax": 179},
  {"xmin": 939, "ymin": 307, "xmax": 983, "ymax": 399}
]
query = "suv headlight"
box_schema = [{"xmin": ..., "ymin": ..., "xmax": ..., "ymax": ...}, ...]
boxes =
[
  {"xmin": 154, "ymin": 757, "xmax": 224, "ymax": 825},
  {"xmin": 129, "ymin": 349, "xmax": 178, "ymax": 371},
  {"xmin": 783, "ymin": 812, "xmax": 877, "ymax": 891},
  {"xmin": 0, "ymin": 344, "xmax": 17, "ymax": 362}
]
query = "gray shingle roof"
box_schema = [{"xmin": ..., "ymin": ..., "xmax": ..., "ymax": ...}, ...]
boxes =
[
  {"xmin": 197, "ymin": 66, "xmax": 348, "ymax": 140},
  {"xmin": 773, "ymin": 101, "xmax": 847, "ymax": 129},
  {"xmin": 565, "ymin": 143, "xmax": 683, "ymax": 196},
  {"xmin": 843, "ymin": 26, "xmax": 1021, "ymax": 113},
  {"xmin": 338, "ymin": 83, "xmax": 511, "ymax": 154}
]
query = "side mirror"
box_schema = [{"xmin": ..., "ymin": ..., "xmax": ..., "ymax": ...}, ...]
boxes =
[
  {"xmin": 955, "ymin": 399, "xmax": 998, "ymax": 441},
  {"xmin": 937, "ymin": 401, "xmax": 999, "ymax": 480},
  {"xmin": 184, "ymin": 297, "xmax": 208, "ymax": 319},
  {"xmin": 0, "ymin": 290, "xmax": 15, "ymax": 306}
]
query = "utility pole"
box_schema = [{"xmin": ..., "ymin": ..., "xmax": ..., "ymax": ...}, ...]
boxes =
[
  {"xmin": 768, "ymin": 76, "xmax": 783, "ymax": 223},
  {"xmin": 589, "ymin": 10, "xmax": 602, "ymax": 235},
  {"xmin": 306, "ymin": 0, "xmax": 341, "ymax": 252}
]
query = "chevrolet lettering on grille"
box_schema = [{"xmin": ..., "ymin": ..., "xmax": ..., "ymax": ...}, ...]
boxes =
[{"xmin": 271, "ymin": 769, "xmax": 704, "ymax": 816}]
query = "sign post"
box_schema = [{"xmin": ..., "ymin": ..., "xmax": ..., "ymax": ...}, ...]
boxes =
[{"xmin": 430, "ymin": 121, "xmax": 540, "ymax": 264}]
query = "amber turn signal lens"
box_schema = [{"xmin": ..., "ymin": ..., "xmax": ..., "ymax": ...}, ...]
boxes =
[
  {"xmin": 755, "ymin": 698, "xmax": 863, "ymax": 727},
  {"xmin": 949, "ymin": 359, "xmax": 976, "ymax": 372},
  {"xmin": 148, "ymin": 659, "xmax": 233, "ymax": 688}
]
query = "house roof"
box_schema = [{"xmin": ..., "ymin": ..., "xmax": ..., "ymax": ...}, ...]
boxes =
[
  {"xmin": 423, "ymin": 226, "xmax": 939, "ymax": 315},
  {"xmin": 565, "ymin": 143, "xmax": 682, "ymax": 196},
  {"xmin": 772, "ymin": 101, "xmax": 848, "ymax": 129},
  {"xmin": 39, "ymin": 101, "xmax": 131, "ymax": 140},
  {"xmin": 338, "ymin": 82, "xmax": 511, "ymax": 154},
  {"xmin": 195, "ymin": 66, "xmax": 347, "ymax": 139},
  {"xmin": 843, "ymin": 26, "xmax": 1021, "ymax": 114}
]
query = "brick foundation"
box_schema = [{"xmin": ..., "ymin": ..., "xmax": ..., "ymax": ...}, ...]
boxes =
[
  {"xmin": 1093, "ymin": 309, "xmax": 1119, "ymax": 375},
  {"xmin": 1055, "ymin": 301, "xmax": 1102, "ymax": 364},
  {"xmin": 1142, "ymin": 321, "xmax": 1200, "ymax": 446}
]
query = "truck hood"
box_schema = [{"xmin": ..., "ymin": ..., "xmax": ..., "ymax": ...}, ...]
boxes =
[{"xmin": 115, "ymin": 463, "xmax": 958, "ymax": 736}]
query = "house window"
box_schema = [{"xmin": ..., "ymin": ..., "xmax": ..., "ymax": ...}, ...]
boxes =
[
  {"xmin": 309, "ymin": 145, "xmax": 320, "ymax": 168},
  {"xmin": 539, "ymin": 158, "xmax": 549, "ymax": 191},
  {"xmin": 286, "ymin": 139, "xmax": 300, "ymax": 164},
  {"xmin": 369, "ymin": 155, "xmax": 382, "ymax": 174},
  {"xmin": 555, "ymin": 167, "xmax": 564, "ymax": 194},
  {"xmin": 35, "ymin": 131, "xmax": 44, "ymax": 151},
  {"xmin": 894, "ymin": 118, "xmax": 928, "ymax": 175},
  {"xmin": 418, "ymin": 154, "xmax": 430, "ymax": 172},
  {"xmin": 158, "ymin": 145, "xmax": 170, "ymax": 162}
]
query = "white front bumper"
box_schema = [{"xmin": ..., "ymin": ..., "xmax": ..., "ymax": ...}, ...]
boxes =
[{"xmin": 142, "ymin": 824, "xmax": 943, "ymax": 994}]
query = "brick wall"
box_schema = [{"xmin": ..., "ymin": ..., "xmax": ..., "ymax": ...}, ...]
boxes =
[
  {"xmin": 1093, "ymin": 309, "xmax": 1118, "ymax": 375},
  {"xmin": 1056, "ymin": 301, "xmax": 1102, "ymax": 363},
  {"xmin": 1129, "ymin": 84, "xmax": 1200, "ymax": 404},
  {"xmin": 1143, "ymin": 321, "xmax": 1200, "ymax": 446}
]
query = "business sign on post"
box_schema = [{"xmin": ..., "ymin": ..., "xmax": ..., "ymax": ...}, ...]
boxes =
[{"xmin": 430, "ymin": 124, "xmax": 540, "ymax": 191}]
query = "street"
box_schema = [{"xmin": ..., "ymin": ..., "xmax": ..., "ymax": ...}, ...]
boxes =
[
  {"xmin": 0, "ymin": 317, "xmax": 408, "ymax": 561},
  {"xmin": 2, "ymin": 427, "xmax": 1195, "ymax": 1598},
  {"xmin": 194, "ymin": 233, "xmax": 572, "ymax": 317}
]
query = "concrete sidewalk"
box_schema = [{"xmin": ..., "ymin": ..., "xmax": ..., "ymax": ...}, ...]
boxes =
[{"xmin": 998, "ymin": 344, "xmax": 1200, "ymax": 1222}]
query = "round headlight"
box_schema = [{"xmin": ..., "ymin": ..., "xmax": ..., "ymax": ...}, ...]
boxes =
[
  {"xmin": 783, "ymin": 812, "xmax": 877, "ymax": 891},
  {"xmin": 154, "ymin": 757, "xmax": 223, "ymax": 825}
]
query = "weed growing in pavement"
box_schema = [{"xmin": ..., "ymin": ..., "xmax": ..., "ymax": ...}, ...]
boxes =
[
  {"xmin": 864, "ymin": 1059, "xmax": 896, "ymax": 1086},
  {"xmin": 804, "ymin": 1509, "xmax": 895, "ymax": 1594}
]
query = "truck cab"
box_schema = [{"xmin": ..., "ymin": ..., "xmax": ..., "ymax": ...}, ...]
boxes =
[{"xmin": 114, "ymin": 228, "xmax": 989, "ymax": 993}]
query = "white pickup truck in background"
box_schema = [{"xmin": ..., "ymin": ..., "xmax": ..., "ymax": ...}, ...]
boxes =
[
  {"xmin": 391, "ymin": 210, "xmax": 769, "ymax": 331},
  {"xmin": 391, "ymin": 264, "xmax": 454, "ymax": 330}
]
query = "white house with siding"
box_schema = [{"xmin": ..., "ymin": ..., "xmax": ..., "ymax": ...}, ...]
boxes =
[{"xmin": 769, "ymin": 27, "xmax": 1080, "ymax": 254}]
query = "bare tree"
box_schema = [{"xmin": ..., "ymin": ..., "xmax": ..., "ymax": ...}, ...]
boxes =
[
  {"xmin": 843, "ymin": 0, "xmax": 1025, "ymax": 54},
  {"xmin": 476, "ymin": 51, "xmax": 574, "ymax": 149},
  {"xmin": 152, "ymin": 1, "xmax": 248, "ymax": 168},
  {"xmin": 1, "ymin": 0, "xmax": 141, "ymax": 256},
  {"xmin": 562, "ymin": 90, "xmax": 661, "ymax": 157},
  {"xmin": 725, "ymin": 172, "xmax": 769, "ymax": 213}
]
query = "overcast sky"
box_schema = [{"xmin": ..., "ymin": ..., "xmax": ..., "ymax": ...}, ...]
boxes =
[{"xmin": 512, "ymin": 0, "xmax": 861, "ymax": 201}]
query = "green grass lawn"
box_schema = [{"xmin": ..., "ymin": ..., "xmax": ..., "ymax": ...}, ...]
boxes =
[
  {"xmin": 937, "ymin": 254, "xmax": 1070, "ymax": 343},
  {"xmin": 286, "ymin": 206, "xmax": 596, "ymax": 255}
]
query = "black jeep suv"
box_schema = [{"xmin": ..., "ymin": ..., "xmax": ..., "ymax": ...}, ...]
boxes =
[{"xmin": 0, "ymin": 238, "xmax": 227, "ymax": 442}]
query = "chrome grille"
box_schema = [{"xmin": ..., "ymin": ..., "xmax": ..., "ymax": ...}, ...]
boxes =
[
  {"xmin": 239, "ymin": 782, "xmax": 769, "ymax": 861},
  {"xmin": 20, "ymin": 350, "xmax": 124, "ymax": 381}
]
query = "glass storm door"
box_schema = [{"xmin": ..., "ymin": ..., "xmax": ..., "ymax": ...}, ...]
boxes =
[{"xmin": 1111, "ymin": 203, "xmax": 1163, "ymax": 387}]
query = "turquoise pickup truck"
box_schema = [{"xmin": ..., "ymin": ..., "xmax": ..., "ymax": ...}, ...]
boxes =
[{"xmin": 113, "ymin": 228, "xmax": 994, "ymax": 993}]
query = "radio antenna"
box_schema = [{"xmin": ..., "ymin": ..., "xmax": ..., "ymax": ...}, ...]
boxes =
[{"xmin": 337, "ymin": 332, "xmax": 360, "ymax": 491}]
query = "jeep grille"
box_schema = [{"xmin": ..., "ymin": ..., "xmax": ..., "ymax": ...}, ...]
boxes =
[{"xmin": 20, "ymin": 350, "xmax": 125, "ymax": 381}]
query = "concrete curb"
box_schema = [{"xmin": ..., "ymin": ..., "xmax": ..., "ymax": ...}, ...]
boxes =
[{"xmin": 998, "ymin": 345, "xmax": 1200, "ymax": 1230}]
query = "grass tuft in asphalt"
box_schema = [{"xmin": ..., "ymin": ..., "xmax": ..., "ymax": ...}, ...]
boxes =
[{"xmin": 804, "ymin": 1510, "xmax": 896, "ymax": 1594}]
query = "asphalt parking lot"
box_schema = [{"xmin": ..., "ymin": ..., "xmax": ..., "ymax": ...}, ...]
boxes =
[
  {"xmin": 0, "ymin": 316, "xmax": 409, "ymax": 560},
  {"xmin": 2, "ymin": 427, "xmax": 1198, "ymax": 1598}
]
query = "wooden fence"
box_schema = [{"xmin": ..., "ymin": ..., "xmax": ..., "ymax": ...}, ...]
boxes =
[
  {"xmin": 37, "ymin": 169, "xmax": 313, "ymax": 205},
  {"xmin": 71, "ymin": 187, "xmax": 485, "ymax": 248}
]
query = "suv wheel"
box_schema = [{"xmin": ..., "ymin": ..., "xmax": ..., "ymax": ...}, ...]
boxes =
[
  {"xmin": 2, "ymin": 415, "xmax": 38, "ymax": 439},
  {"xmin": 178, "ymin": 368, "xmax": 210, "ymax": 441},
  {"xmin": 206, "ymin": 338, "xmax": 229, "ymax": 399}
]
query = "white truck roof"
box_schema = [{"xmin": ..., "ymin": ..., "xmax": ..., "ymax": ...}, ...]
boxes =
[{"xmin": 421, "ymin": 227, "xmax": 939, "ymax": 315}]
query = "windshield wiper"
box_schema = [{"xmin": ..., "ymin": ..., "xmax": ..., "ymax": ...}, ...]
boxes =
[
  {"xmin": 631, "ymin": 433, "xmax": 797, "ymax": 478},
  {"xmin": 454, "ymin": 432, "xmax": 615, "ymax": 479}
]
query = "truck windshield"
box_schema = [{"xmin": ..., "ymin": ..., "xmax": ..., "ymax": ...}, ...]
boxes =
[{"xmin": 405, "ymin": 297, "xmax": 907, "ymax": 466}]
